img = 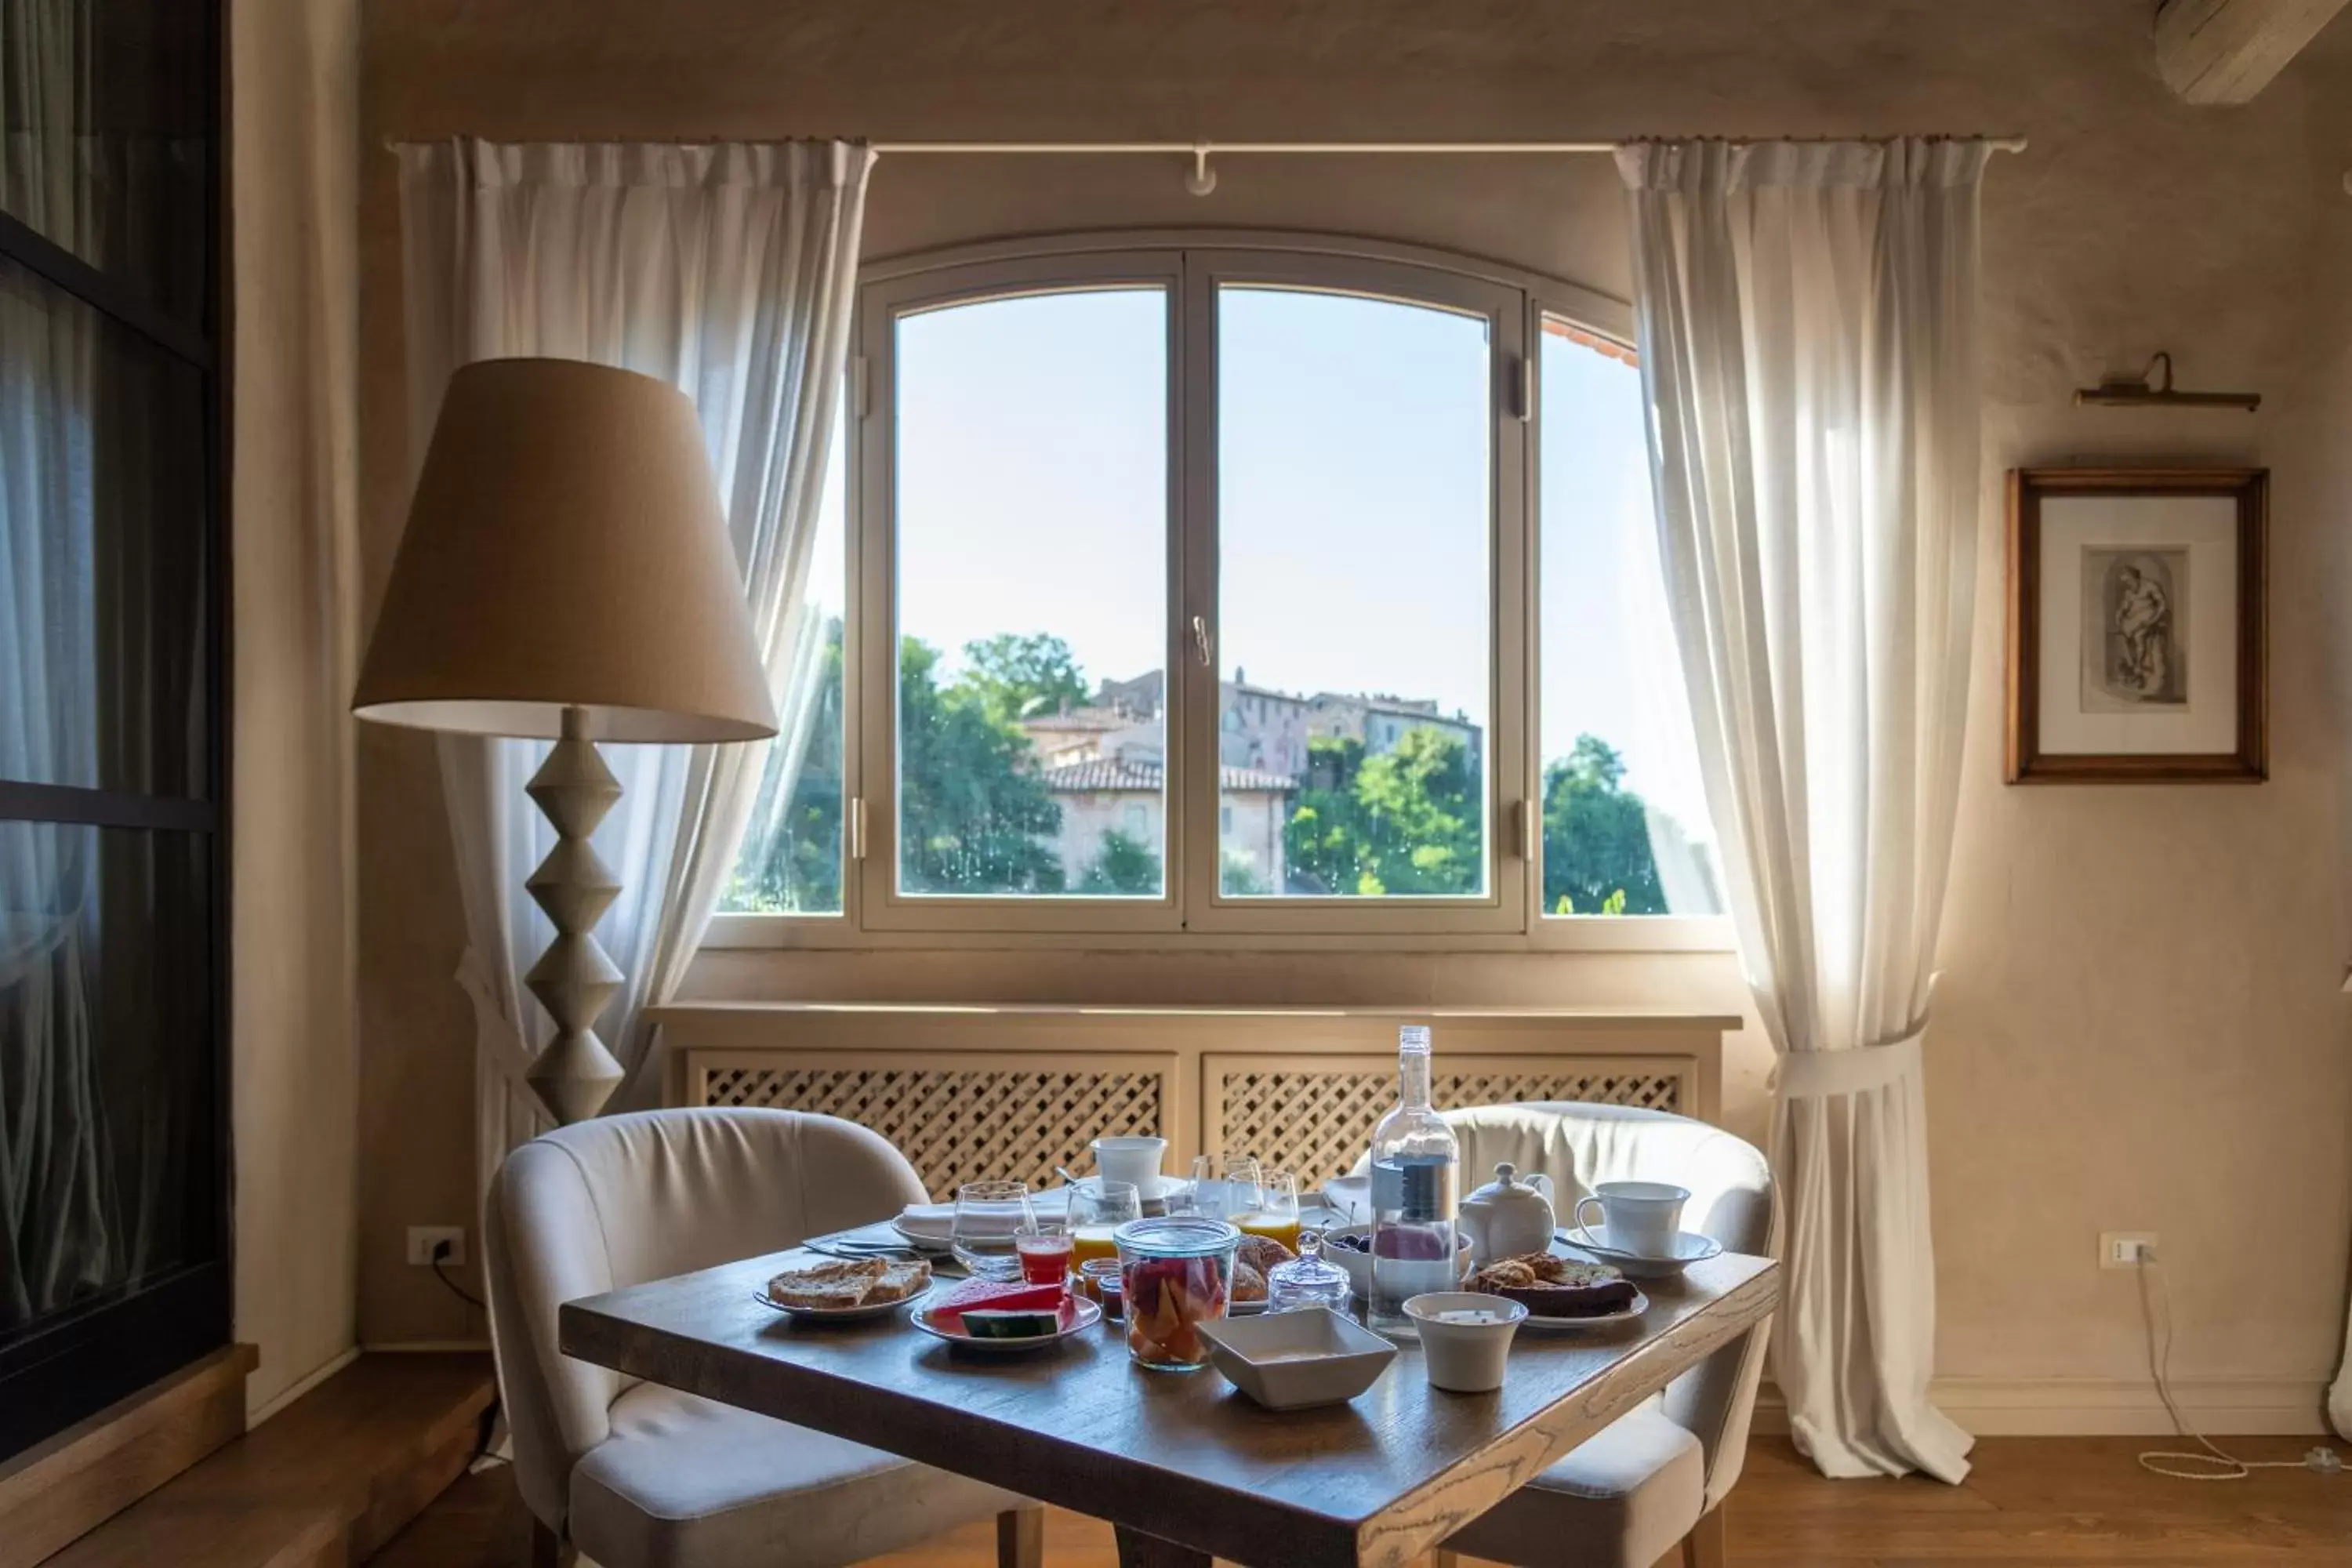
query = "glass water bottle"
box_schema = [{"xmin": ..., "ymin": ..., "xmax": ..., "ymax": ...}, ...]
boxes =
[{"xmin": 1368, "ymin": 1024, "xmax": 1461, "ymax": 1332}]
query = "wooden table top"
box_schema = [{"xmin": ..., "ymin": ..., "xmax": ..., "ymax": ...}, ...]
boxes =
[{"xmin": 561, "ymin": 1251, "xmax": 1778, "ymax": 1568}]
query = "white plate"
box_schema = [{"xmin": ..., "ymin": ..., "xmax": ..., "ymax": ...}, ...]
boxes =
[
  {"xmin": 1513, "ymin": 1286, "xmax": 1650, "ymax": 1330},
  {"xmin": 1555, "ymin": 1229, "xmax": 1724, "ymax": 1280},
  {"xmin": 753, "ymin": 1283, "xmax": 933, "ymax": 1322},
  {"xmin": 911, "ymin": 1293, "xmax": 1102, "ymax": 1352},
  {"xmin": 1072, "ymin": 1174, "xmax": 1192, "ymax": 1206},
  {"xmin": 887, "ymin": 1220, "xmax": 959, "ymax": 1251},
  {"xmin": 1319, "ymin": 1174, "xmax": 1372, "ymax": 1222}
]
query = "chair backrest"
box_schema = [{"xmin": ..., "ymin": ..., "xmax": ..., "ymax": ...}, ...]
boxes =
[
  {"xmin": 1434, "ymin": 1102, "xmax": 1777, "ymax": 1510},
  {"xmin": 481, "ymin": 1107, "xmax": 927, "ymax": 1534}
]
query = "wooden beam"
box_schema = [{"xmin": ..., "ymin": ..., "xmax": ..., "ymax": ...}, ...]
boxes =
[
  {"xmin": 2156, "ymin": 0, "xmax": 2350, "ymax": 103},
  {"xmin": 0, "ymin": 1344, "xmax": 256, "ymax": 1568}
]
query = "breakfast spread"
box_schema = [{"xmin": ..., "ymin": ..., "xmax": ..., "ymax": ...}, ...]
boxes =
[
  {"xmin": 767, "ymin": 1257, "xmax": 932, "ymax": 1311},
  {"xmin": 1466, "ymin": 1252, "xmax": 1637, "ymax": 1317}
]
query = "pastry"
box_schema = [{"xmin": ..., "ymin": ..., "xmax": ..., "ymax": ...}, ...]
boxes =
[
  {"xmin": 1475, "ymin": 1254, "xmax": 1637, "ymax": 1317},
  {"xmin": 1231, "ymin": 1261, "xmax": 1269, "ymax": 1304},
  {"xmin": 1235, "ymin": 1235, "xmax": 1295, "ymax": 1276}
]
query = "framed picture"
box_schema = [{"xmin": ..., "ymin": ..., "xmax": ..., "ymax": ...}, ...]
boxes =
[{"xmin": 2005, "ymin": 467, "xmax": 2266, "ymax": 783}]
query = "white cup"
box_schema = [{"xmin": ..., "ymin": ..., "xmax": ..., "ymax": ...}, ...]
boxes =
[
  {"xmin": 1572, "ymin": 1181, "xmax": 1690, "ymax": 1259},
  {"xmin": 1091, "ymin": 1136, "xmax": 1167, "ymax": 1194},
  {"xmin": 1404, "ymin": 1292, "xmax": 1527, "ymax": 1392}
]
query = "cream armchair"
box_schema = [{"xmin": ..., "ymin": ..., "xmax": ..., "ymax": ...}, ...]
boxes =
[
  {"xmin": 484, "ymin": 1107, "xmax": 1040, "ymax": 1567},
  {"xmin": 1410, "ymin": 1103, "xmax": 1777, "ymax": 1568}
]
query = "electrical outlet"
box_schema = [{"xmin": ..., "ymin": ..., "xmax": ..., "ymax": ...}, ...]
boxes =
[
  {"xmin": 2100, "ymin": 1231, "xmax": 2158, "ymax": 1269},
  {"xmin": 406, "ymin": 1225, "xmax": 466, "ymax": 1267}
]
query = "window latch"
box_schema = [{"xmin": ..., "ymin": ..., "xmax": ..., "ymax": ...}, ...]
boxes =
[
  {"xmin": 1191, "ymin": 615, "xmax": 1214, "ymax": 669},
  {"xmin": 848, "ymin": 796, "xmax": 867, "ymax": 861}
]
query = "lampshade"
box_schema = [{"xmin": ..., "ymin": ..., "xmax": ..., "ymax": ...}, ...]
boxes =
[{"xmin": 353, "ymin": 358, "xmax": 779, "ymax": 742}]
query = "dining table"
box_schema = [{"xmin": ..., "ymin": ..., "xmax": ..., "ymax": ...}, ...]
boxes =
[{"xmin": 560, "ymin": 1211, "xmax": 1777, "ymax": 1568}]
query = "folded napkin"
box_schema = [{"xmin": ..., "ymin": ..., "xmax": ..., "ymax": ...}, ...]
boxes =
[{"xmin": 897, "ymin": 1186, "xmax": 1069, "ymax": 1241}]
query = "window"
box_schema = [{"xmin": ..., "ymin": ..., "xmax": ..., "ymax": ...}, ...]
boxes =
[
  {"xmin": 1535, "ymin": 319, "xmax": 1722, "ymax": 917},
  {"xmin": 716, "ymin": 236, "xmax": 1724, "ymax": 947},
  {"xmin": 0, "ymin": 0, "xmax": 228, "ymax": 1458}
]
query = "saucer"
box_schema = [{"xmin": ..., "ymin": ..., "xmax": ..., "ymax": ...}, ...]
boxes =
[
  {"xmin": 1555, "ymin": 1229, "xmax": 1723, "ymax": 1280},
  {"xmin": 1072, "ymin": 1174, "xmax": 1190, "ymax": 1207}
]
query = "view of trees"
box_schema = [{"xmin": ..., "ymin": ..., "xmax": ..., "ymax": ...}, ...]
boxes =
[
  {"xmin": 1284, "ymin": 731, "xmax": 1482, "ymax": 896},
  {"xmin": 725, "ymin": 629, "xmax": 1679, "ymax": 915},
  {"xmin": 1541, "ymin": 735, "xmax": 1668, "ymax": 915}
]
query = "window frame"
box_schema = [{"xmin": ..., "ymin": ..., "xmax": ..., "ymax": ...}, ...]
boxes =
[{"xmin": 702, "ymin": 229, "xmax": 1734, "ymax": 954}]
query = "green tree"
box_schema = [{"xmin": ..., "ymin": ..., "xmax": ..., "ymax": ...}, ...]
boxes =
[
  {"xmin": 1541, "ymin": 734, "xmax": 1667, "ymax": 916},
  {"xmin": 899, "ymin": 637, "xmax": 1066, "ymax": 894},
  {"xmin": 1284, "ymin": 728, "xmax": 1482, "ymax": 896},
  {"xmin": 723, "ymin": 619, "xmax": 843, "ymax": 913},
  {"xmin": 1076, "ymin": 829, "xmax": 1159, "ymax": 895},
  {"xmin": 956, "ymin": 632, "xmax": 1091, "ymax": 724}
]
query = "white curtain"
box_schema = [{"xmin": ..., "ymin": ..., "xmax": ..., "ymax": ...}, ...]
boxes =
[
  {"xmin": 1619, "ymin": 139, "xmax": 1987, "ymax": 1483},
  {"xmin": 394, "ymin": 140, "xmax": 869, "ymax": 1202}
]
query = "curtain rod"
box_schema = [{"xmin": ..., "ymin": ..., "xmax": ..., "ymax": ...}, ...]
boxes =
[{"xmin": 867, "ymin": 138, "xmax": 2030, "ymax": 154}]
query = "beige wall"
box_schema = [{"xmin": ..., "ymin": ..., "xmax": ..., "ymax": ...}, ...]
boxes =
[
  {"xmin": 357, "ymin": 0, "xmax": 2352, "ymax": 1424},
  {"xmin": 231, "ymin": 0, "xmax": 362, "ymax": 1416}
]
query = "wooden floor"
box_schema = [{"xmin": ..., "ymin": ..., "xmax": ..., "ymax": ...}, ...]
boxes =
[{"xmin": 372, "ymin": 1434, "xmax": 2352, "ymax": 1566}]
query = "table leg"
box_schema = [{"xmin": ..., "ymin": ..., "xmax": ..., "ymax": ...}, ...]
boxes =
[{"xmin": 1112, "ymin": 1523, "xmax": 1214, "ymax": 1567}]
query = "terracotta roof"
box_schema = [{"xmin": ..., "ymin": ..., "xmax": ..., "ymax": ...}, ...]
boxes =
[
  {"xmin": 1041, "ymin": 759, "xmax": 1294, "ymax": 793},
  {"xmin": 1021, "ymin": 707, "xmax": 1129, "ymax": 732}
]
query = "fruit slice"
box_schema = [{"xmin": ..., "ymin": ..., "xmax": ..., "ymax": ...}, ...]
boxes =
[{"xmin": 927, "ymin": 1279, "xmax": 1068, "ymax": 1330}]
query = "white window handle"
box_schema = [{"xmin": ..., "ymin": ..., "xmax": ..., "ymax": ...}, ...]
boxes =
[{"xmin": 1191, "ymin": 615, "xmax": 1214, "ymax": 668}]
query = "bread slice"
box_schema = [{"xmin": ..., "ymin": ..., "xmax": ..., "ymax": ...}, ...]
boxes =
[
  {"xmin": 863, "ymin": 1258, "xmax": 933, "ymax": 1305},
  {"xmin": 768, "ymin": 1257, "xmax": 887, "ymax": 1309}
]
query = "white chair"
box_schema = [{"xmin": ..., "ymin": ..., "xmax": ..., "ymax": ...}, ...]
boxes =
[
  {"xmin": 1406, "ymin": 1103, "xmax": 1777, "ymax": 1568},
  {"xmin": 483, "ymin": 1106, "xmax": 1040, "ymax": 1568}
]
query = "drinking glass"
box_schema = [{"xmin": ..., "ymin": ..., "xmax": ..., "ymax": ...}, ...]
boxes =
[
  {"xmin": 951, "ymin": 1180, "xmax": 1034, "ymax": 1281},
  {"xmin": 1185, "ymin": 1152, "xmax": 1261, "ymax": 1221},
  {"xmin": 1070, "ymin": 1179, "xmax": 1142, "ymax": 1269},
  {"xmin": 1014, "ymin": 1222, "xmax": 1076, "ymax": 1287},
  {"xmin": 1235, "ymin": 1169, "xmax": 1302, "ymax": 1254}
]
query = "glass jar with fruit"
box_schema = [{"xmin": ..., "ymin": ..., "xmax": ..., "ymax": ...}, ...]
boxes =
[{"xmin": 1114, "ymin": 1217, "xmax": 1240, "ymax": 1371}]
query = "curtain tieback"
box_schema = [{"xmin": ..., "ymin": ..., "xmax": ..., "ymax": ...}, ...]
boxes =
[{"xmin": 1771, "ymin": 1017, "xmax": 1927, "ymax": 1099}]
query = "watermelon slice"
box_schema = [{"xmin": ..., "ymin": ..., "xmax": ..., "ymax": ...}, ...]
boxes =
[{"xmin": 926, "ymin": 1279, "xmax": 1068, "ymax": 1330}]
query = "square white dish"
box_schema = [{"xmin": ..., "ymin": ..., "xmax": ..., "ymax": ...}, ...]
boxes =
[{"xmin": 1197, "ymin": 1307, "xmax": 1397, "ymax": 1410}]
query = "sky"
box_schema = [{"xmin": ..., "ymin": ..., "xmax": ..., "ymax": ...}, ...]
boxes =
[{"xmin": 797, "ymin": 281, "xmax": 1715, "ymax": 851}]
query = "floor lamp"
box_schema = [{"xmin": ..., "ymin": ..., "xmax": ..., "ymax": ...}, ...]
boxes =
[{"xmin": 354, "ymin": 358, "xmax": 777, "ymax": 1123}]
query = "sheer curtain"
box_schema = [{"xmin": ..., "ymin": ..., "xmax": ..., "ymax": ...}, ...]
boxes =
[
  {"xmin": 394, "ymin": 140, "xmax": 869, "ymax": 1201},
  {"xmin": 2, "ymin": 0, "xmax": 208, "ymax": 1329},
  {"xmin": 1619, "ymin": 139, "xmax": 1988, "ymax": 1482}
]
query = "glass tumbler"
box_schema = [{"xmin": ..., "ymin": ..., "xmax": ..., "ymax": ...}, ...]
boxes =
[
  {"xmin": 1115, "ymin": 1216, "xmax": 1240, "ymax": 1371},
  {"xmin": 1070, "ymin": 1179, "xmax": 1142, "ymax": 1272},
  {"xmin": 951, "ymin": 1180, "xmax": 1034, "ymax": 1281}
]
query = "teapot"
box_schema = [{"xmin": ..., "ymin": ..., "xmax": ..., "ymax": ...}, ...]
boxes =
[{"xmin": 1457, "ymin": 1161, "xmax": 1557, "ymax": 1265}]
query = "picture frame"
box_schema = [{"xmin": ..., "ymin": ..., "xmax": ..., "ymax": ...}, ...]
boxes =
[{"xmin": 2005, "ymin": 467, "xmax": 2267, "ymax": 784}]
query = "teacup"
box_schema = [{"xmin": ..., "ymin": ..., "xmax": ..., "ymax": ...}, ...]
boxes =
[
  {"xmin": 1572, "ymin": 1181, "xmax": 1690, "ymax": 1259},
  {"xmin": 1091, "ymin": 1136, "xmax": 1168, "ymax": 1194}
]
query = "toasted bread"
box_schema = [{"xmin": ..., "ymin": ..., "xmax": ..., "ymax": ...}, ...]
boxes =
[
  {"xmin": 864, "ymin": 1258, "xmax": 933, "ymax": 1305},
  {"xmin": 768, "ymin": 1257, "xmax": 887, "ymax": 1309}
]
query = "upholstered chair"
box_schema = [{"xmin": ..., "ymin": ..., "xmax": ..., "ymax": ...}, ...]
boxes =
[
  {"xmin": 484, "ymin": 1107, "xmax": 1041, "ymax": 1568},
  {"xmin": 1410, "ymin": 1103, "xmax": 1777, "ymax": 1568}
]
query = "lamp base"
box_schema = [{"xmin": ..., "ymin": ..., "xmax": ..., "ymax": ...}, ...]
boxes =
[{"xmin": 523, "ymin": 706, "xmax": 626, "ymax": 1124}]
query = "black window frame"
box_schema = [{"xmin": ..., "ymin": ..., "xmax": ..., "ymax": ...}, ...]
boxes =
[{"xmin": 0, "ymin": 0, "xmax": 232, "ymax": 1460}]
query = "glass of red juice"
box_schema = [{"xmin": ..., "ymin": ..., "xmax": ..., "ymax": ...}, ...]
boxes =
[{"xmin": 1014, "ymin": 1225, "xmax": 1074, "ymax": 1287}]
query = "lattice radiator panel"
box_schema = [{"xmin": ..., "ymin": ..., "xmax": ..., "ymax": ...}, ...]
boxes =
[
  {"xmin": 1218, "ymin": 1068, "xmax": 1684, "ymax": 1185},
  {"xmin": 700, "ymin": 1063, "xmax": 1165, "ymax": 1200}
]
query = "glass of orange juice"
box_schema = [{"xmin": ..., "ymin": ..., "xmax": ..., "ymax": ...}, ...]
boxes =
[
  {"xmin": 1233, "ymin": 1169, "xmax": 1302, "ymax": 1254},
  {"xmin": 1070, "ymin": 1178, "xmax": 1142, "ymax": 1269}
]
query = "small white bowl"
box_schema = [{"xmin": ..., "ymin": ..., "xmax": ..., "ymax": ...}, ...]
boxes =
[
  {"xmin": 1404, "ymin": 1292, "xmax": 1528, "ymax": 1392},
  {"xmin": 1321, "ymin": 1225, "xmax": 1474, "ymax": 1300},
  {"xmin": 1197, "ymin": 1307, "xmax": 1398, "ymax": 1410}
]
